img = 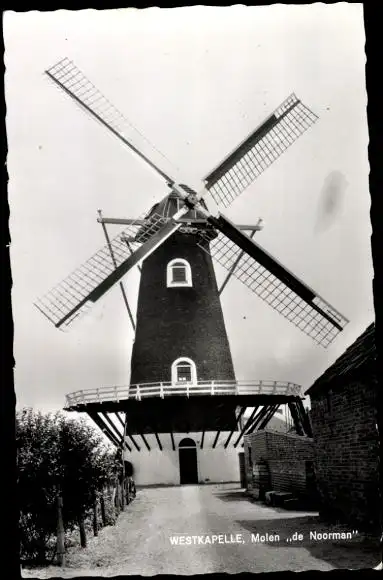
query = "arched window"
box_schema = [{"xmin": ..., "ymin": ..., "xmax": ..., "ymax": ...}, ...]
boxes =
[
  {"xmin": 167, "ymin": 259, "xmax": 192, "ymax": 288},
  {"xmin": 171, "ymin": 357, "xmax": 197, "ymax": 385}
]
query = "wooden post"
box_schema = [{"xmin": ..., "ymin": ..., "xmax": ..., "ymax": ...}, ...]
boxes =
[
  {"xmin": 121, "ymin": 414, "xmax": 127, "ymax": 511},
  {"xmin": 100, "ymin": 492, "xmax": 106, "ymax": 527},
  {"xmin": 115, "ymin": 480, "xmax": 121, "ymax": 515},
  {"xmin": 121, "ymin": 473, "xmax": 126, "ymax": 511},
  {"xmin": 56, "ymin": 493, "xmax": 66, "ymax": 567},
  {"xmin": 78, "ymin": 514, "xmax": 87, "ymax": 548},
  {"xmin": 93, "ymin": 496, "xmax": 98, "ymax": 536}
]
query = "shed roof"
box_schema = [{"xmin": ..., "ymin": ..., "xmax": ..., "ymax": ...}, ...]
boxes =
[{"xmin": 305, "ymin": 322, "xmax": 376, "ymax": 396}]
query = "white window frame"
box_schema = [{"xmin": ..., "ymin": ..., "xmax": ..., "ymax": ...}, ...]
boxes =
[
  {"xmin": 171, "ymin": 357, "xmax": 197, "ymax": 385},
  {"xmin": 167, "ymin": 258, "xmax": 192, "ymax": 288}
]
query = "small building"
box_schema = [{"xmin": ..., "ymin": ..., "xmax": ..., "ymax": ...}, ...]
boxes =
[
  {"xmin": 243, "ymin": 414, "xmax": 316, "ymax": 502},
  {"xmin": 305, "ymin": 322, "xmax": 380, "ymax": 529}
]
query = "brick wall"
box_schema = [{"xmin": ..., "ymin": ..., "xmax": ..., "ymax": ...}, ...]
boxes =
[
  {"xmin": 130, "ymin": 232, "xmax": 236, "ymax": 384},
  {"xmin": 244, "ymin": 431, "xmax": 315, "ymax": 499},
  {"xmin": 309, "ymin": 376, "xmax": 380, "ymax": 528}
]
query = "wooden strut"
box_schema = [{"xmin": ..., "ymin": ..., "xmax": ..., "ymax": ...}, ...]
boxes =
[
  {"xmin": 98, "ymin": 209, "xmax": 136, "ymax": 331},
  {"xmin": 98, "ymin": 216, "xmax": 263, "ymax": 232},
  {"xmin": 288, "ymin": 400, "xmax": 312, "ymax": 437},
  {"xmin": 200, "ymin": 405, "xmax": 209, "ymax": 449},
  {"xmin": 232, "ymin": 406, "xmax": 259, "ymax": 446},
  {"xmin": 295, "ymin": 398, "xmax": 313, "ymax": 437},
  {"xmin": 170, "ymin": 429, "xmax": 176, "ymax": 451},
  {"xmin": 101, "ymin": 412, "xmax": 132, "ymax": 452},
  {"xmin": 287, "ymin": 401, "xmax": 305, "ymax": 436},
  {"xmin": 224, "ymin": 407, "xmax": 247, "ymax": 448},
  {"xmin": 245, "ymin": 406, "xmax": 271, "ymax": 436},
  {"xmin": 116, "ymin": 412, "xmax": 140, "ymax": 451},
  {"xmin": 240, "ymin": 405, "xmax": 276, "ymax": 448},
  {"xmin": 200, "ymin": 429, "xmax": 205, "ymax": 450},
  {"xmin": 151, "ymin": 418, "xmax": 163, "ymax": 451},
  {"xmin": 124, "ymin": 238, "xmax": 142, "ymax": 273},
  {"xmin": 139, "ymin": 433, "xmax": 151, "ymax": 451},
  {"xmin": 234, "ymin": 406, "xmax": 272, "ymax": 447},
  {"xmin": 99, "ymin": 411, "xmax": 124, "ymax": 441},
  {"xmin": 87, "ymin": 411, "xmax": 120, "ymax": 447},
  {"xmin": 212, "ymin": 430, "xmax": 221, "ymax": 449},
  {"xmin": 258, "ymin": 404, "xmax": 280, "ymax": 430}
]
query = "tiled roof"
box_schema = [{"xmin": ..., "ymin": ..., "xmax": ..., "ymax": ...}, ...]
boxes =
[{"xmin": 305, "ymin": 322, "xmax": 376, "ymax": 396}]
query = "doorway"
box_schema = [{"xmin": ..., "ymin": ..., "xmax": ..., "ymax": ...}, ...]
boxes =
[
  {"xmin": 179, "ymin": 438, "xmax": 198, "ymax": 484},
  {"xmin": 238, "ymin": 452, "xmax": 246, "ymax": 488}
]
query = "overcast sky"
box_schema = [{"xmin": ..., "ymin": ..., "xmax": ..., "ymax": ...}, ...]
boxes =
[{"xmin": 5, "ymin": 4, "xmax": 372, "ymax": 415}]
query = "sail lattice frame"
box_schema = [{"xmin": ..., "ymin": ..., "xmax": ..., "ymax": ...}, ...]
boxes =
[
  {"xmin": 34, "ymin": 212, "xmax": 167, "ymax": 329},
  {"xmin": 204, "ymin": 94, "xmax": 318, "ymax": 208},
  {"xmin": 197, "ymin": 231, "xmax": 348, "ymax": 348}
]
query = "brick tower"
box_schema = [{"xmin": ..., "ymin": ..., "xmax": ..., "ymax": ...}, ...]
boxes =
[{"xmin": 130, "ymin": 192, "xmax": 236, "ymax": 388}]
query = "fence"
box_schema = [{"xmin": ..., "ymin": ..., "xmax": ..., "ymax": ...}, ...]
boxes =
[
  {"xmin": 66, "ymin": 380, "xmax": 302, "ymax": 407},
  {"xmin": 55, "ymin": 476, "xmax": 135, "ymax": 566}
]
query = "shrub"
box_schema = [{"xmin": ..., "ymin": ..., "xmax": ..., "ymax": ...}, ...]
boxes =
[{"xmin": 17, "ymin": 408, "xmax": 116, "ymax": 563}]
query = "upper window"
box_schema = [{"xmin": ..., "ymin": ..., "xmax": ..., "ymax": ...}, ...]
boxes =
[
  {"xmin": 171, "ymin": 357, "xmax": 197, "ymax": 385},
  {"xmin": 167, "ymin": 259, "xmax": 192, "ymax": 288}
]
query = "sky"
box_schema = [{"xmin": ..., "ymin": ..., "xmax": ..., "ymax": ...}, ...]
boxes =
[{"xmin": 5, "ymin": 4, "xmax": 373, "ymax": 417}]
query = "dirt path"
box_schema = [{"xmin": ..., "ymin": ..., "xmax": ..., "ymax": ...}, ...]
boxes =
[{"xmin": 22, "ymin": 484, "xmax": 380, "ymax": 577}]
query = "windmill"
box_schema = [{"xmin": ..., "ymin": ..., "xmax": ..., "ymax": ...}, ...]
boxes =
[{"xmin": 35, "ymin": 58, "xmax": 349, "ymax": 486}]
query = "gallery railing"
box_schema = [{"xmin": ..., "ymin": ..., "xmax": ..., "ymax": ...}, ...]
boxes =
[{"xmin": 65, "ymin": 379, "xmax": 302, "ymax": 408}]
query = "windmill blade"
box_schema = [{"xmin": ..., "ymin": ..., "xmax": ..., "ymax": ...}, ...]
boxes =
[
  {"xmin": 45, "ymin": 58, "xmax": 176, "ymax": 185},
  {"xmin": 197, "ymin": 214, "xmax": 348, "ymax": 348},
  {"xmin": 204, "ymin": 94, "xmax": 318, "ymax": 208},
  {"xmin": 34, "ymin": 209, "xmax": 186, "ymax": 329}
]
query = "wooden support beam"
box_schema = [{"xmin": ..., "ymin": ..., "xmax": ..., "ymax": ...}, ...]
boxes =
[
  {"xmin": 232, "ymin": 407, "xmax": 258, "ymax": 448},
  {"xmin": 154, "ymin": 431, "xmax": 163, "ymax": 451},
  {"xmin": 97, "ymin": 209, "xmax": 136, "ymax": 331},
  {"xmin": 98, "ymin": 216, "xmax": 263, "ymax": 231},
  {"xmin": 100, "ymin": 412, "xmax": 123, "ymax": 440},
  {"xmin": 219, "ymin": 230, "xmax": 257, "ymax": 295},
  {"xmin": 101, "ymin": 412, "xmax": 132, "ymax": 452},
  {"xmin": 127, "ymin": 433, "xmax": 140, "ymax": 451},
  {"xmin": 212, "ymin": 430, "xmax": 221, "ymax": 449},
  {"xmin": 258, "ymin": 404, "xmax": 280, "ymax": 430},
  {"xmin": 243, "ymin": 406, "xmax": 259, "ymax": 434},
  {"xmin": 199, "ymin": 404, "xmax": 212, "ymax": 449},
  {"xmin": 87, "ymin": 412, "xmax": 120, "ymax": 447},
  {"xmin": 149, "ymin": 416, "xmax": 163, "ymax": 451},
  {"xmin": 224, "ymin": 406, "xmax": 247, "ymax": 448},
  {"xmin": 245, "ymin": 406, "xmax": 271, "ymax": 435},
  {"xmin": 140, "ymin": 433, "xmax": 151, "ymax": 451},
  {"xmin": 295, "ymin": 399, "xmax": 313, "ymax": 437},
  {"xmin": 170, "ymin": 430, "xmax": 176, "ymax": 451},
  {"xmin": 124, "ymin": 238, "xmax": 142, "ymax": 273},
  {"xmin": 288, "ymin": 401, "xmax": 305, "ymax": 436},
  {"xmin": 115, "ymin": 412, "xmax": 125, "ymax": 429},
  {"xmin": 117, "ymin": 412, "xmax": 140, "ymax": 451}
]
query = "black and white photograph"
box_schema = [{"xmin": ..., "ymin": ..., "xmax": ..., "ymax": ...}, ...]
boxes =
[{"xmin": 4, "ymin": 4, "xmax": 381, "ymax": 576}]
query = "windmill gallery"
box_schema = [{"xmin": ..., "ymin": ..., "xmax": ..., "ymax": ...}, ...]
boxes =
[{"xmin": 35, "ymin": 58, "xmax": 349, "ymax": 487}]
